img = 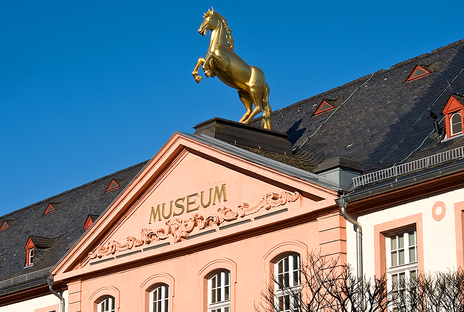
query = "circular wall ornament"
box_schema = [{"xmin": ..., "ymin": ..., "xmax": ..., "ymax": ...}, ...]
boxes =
[{"xmin": 432, "ymin": 201, "xmax": 446, "ymax": 221}]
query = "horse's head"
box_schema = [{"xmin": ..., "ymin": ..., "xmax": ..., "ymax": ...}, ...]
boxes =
[{"xmin": 198, "ymin": 7, "xmax": 220, "ymax": 36}]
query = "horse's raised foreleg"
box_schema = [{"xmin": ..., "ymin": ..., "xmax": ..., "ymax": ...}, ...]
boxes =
[
  {"xmin": 192, "ymin": 57, "xmax": 206, "ymax": 83},
  {"xmin": 242, "ymin": 88, "xmax": 263, "ymax": 125},
  {"xmin": 238, "ymin": 90, "xmax": 253, "ymax": 124},
  {"xmin": 203, "ymin": 52, "xmax": 229, "ymax": 75}
]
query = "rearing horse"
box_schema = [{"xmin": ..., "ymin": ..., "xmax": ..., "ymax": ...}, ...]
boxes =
[{"xmin": 192, "ymin": 8, "xmax": 272, "ymax": 130}]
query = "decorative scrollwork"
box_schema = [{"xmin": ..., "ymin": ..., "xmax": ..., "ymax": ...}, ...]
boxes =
[{"xmin": 89, "ymin": 191, "xmax": 300, "ymax": 259}]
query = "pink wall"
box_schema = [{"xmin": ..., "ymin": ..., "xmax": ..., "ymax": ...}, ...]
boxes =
[
  {"xmin": 53, "ymin": 133, "xmax": 342, "ymax": 312},
  {"xmin": 68, "ymin": 211, "xmax": 345, "ymax": 312}
]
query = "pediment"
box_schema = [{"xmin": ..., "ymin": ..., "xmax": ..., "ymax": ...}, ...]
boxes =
[
  {"xmin": 52, "ymin": 132, "xmax": 338, "ymax": 279},
  {"xmin": 442, "ymin": 94, "xmax": 464, "ymax": 114}
]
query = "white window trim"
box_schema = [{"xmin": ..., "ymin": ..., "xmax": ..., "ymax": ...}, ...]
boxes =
[
  {"xmin": 25, "ymin": 248, "xmax": 34, "ymax": 267},
  {"xmin": 149, "ymin": 284, "xmax": 169, "ymax": 312},
  {"xmin": 207, "ymin": 270, "xmax": 230, "ymax": 312},
  {"xmin": 386, "ymin": 228, "xmax": 418, "ymax": 311},
  {"xmin": 451, "ymin": 112, "xmax": 463, "ymax": 136},
  {"xmin": 274, "ymin": 254, "xmax": 301, "ymax": 312},
  {"xmin": 97, "ymin": 296, "xmax": 115, "ymax": 312}
]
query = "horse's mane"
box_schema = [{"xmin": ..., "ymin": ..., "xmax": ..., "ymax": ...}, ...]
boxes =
[{"xmin": 204, "ymin": 10, "xmax": 234, "ymax": 50}]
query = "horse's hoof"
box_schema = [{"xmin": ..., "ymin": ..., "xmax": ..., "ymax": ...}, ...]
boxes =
[{"xmin": 195, "ymin": 76, "xmax": 202, "ymax": 83}]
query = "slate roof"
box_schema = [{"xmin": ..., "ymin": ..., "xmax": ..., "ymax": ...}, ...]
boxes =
[
  {"xmin": 2, "ymin": 37, "xmax": 464, "ymax": 298},
  {"xmin": 0, "ymin": 161, "xmax": 147, "ymax": 294},
  {"xmin": 253, "ymin": 38, "xmax": 464, "ymax": 174}
]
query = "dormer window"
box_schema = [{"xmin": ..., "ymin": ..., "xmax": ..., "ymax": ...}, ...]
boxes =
[
  {"xmin": 44, "ymin": 203, "xmax": 56, "ymax": 214},
  {"xmin": 24, "ymin": 236, "xmax": 56, "ymax": 268},
  {"xmin": 24, "ymin": 237, "xmax": 35, "ymax": 267},
  {"xmin": 313, "ymin": 99, "xmax": 335, "ymax": 115},
  {"xmin": 0, "ymin": 221, "xmax": 9, "ymax": 231},
  {"xmin": 27, "ymin": 248, "xmax": 34, "ymax": 267},
  {"xmin": 106, "ymin": 179, "xmax": 120, "ymax": 192},
  {"xmin": 84, "ymin": 215, "xmax": 99, "ymax": 231},
  {"xmin": 407, "ymin": 65, "xmax": 431, "ymax": 81},
  {"xmin": 442, "ymin": 94, "xmax": 464, "ymax": 139}
]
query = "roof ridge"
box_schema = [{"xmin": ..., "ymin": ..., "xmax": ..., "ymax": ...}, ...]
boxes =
[{"xmin": 0, "ymin": 160, "xmax": 148, "ymax": 220}]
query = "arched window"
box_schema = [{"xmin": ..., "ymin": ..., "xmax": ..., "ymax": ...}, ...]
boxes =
[
  {"xmin": 149, "ymin": 284, "xmax": 169, "ymax": 312},
  {"xmin": 97, "ymin": 296, "xmax": 115, "ymax": 312},
  {"xmin": 208, "ymin": 270, "xmax": 230, "ymax": 312},
  {"xmin": 451, "ymin": 113, "xmax": 463, "ymax": 136},
  {"xmin": 274, "ymin": 254, "xmax": 301, "ymax": 312},
  {"xmin": 26, "ymin": 247, "xmax": 34, "ymax": 267}
]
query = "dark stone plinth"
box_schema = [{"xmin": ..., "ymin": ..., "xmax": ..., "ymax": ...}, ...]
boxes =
[
  {"xmin": 194, "ymin": 118, "xmax": 292, "ymax": 154},
  {"xmin": 314, "ymin": 156, "xmax": 364, "ymax": 174}
]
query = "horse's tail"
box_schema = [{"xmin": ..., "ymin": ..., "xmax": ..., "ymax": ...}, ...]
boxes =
[{"xmin": 261, "ymin": 83, "xmax": 272, "ymax": 130}]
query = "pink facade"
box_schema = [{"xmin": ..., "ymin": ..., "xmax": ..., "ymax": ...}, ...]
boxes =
[{"xmin": 52, "ymin": 133, "xmax": 342, "ymax": 312}]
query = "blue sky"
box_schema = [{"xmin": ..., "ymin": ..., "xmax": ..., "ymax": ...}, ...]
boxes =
[{"xmin": 1, "ymin": 1, "xmax": 463, "ymax": 217}]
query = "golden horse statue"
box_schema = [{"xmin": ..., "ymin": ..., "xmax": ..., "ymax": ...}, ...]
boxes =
[{"xmin": 192, "ymin": 8, "xmax": 272, "ymax": 130}]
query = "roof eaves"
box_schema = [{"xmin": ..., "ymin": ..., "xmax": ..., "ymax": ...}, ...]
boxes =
[{"xmin": 344, "ymin": 158, "xmax": 464, "ymax": 203}]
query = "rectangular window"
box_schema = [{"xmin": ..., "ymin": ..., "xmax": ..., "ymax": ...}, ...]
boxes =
[{"xmin": 386, "ymin": 228, "xmax": 418, "ymax": 311}]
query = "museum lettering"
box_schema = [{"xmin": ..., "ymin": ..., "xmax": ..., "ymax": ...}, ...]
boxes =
[{"xmin": 148, "ymin": 184, "xmax": 227, "ymax": 223}]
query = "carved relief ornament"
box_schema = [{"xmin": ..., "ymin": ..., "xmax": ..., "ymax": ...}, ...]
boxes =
[{"xmin": 89, "ymin": 190, "xmax": 300, "ymax": 259}]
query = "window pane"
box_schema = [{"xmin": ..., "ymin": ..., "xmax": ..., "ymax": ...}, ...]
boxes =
[
  {"xmin": 293, "ymin": 255, "xmax": 299, "ymax": 270},
  {"xmin": 283, "ymin": 258, "xmax": 289, "ymax": 272},
  {"xmin": 409, "ymin": 247, "xmax": 416, "ymax": 263},
  {"xmin": 211, "ymin": 289, "xmax": 217, "ymax": 303},
  {"xmin": 398, "ymin": 235, "xmax": 404, "ymax": 249},
  {"xmin": 398, "ymin": 250, "xmax": 405, "ymax": 265},
  {"xmin": 225, "ymin": 286, "xmax": 229, "ymax": 300},
  {"xmin": 408, "ymin": 232, "xmax": 416, "ymax": 246},
  {"xmin": 392, "ymin": 274, "xmax": 398, "ymax": 289},
  {"xmin": 399, "ymin": 272, "xmax": 406, "ymax": 287},
  {"xmin": 391, "ymin": 251, "xmax": 398, "ymax": 267},
  {"xmin": 293, "ymin": 271, "xmax": 299, "ymax": 287},
  {"xmin": 391, "ymin": 236, "xmax": 397, "ymax": 250},
  {"xmin": 284, "ymin": 272, "xmax": 289, "ymax": 287},
  {"xmin": 452, "ymin": 114, "xmax": 462, "ymax": 135}
]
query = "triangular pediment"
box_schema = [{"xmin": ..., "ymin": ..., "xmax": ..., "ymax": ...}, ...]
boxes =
[
  {"xmin": 443, "ymin": 94, "xmax": 464, "ymax": 114},
  {"xmin": 52, "ymin": 132, "xmax": 338, "ymax": 280}
]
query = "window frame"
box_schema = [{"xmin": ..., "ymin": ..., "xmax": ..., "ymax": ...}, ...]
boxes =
[
  {"xmin": 374, "ymin": 214, "xmax": 424, "ymax": 278},
  {"xmin": 198, "ymin": 258, "xmax": 236, "ymax": 312},
  {"xmin": 97, "ymin": 296, "xmax": 116, "ymax": 312},
  {"xmin": 450, "ymin": 112, "xmax": 463, "ymax": 136},
  {"xmin": 273, "ymin": 253, "xmax": 301, "ymax": 312},
  {"xmin": 385, "ymin": 227, "xmax": 418, "ymax": 306},
  {"xmin": 26, "ymin": 247, "xmax": 34, "ymax": 267},
  {"xmin": 207, "ymin": 270, "xmax": 231, "ymax": 312},
  {"xmin": 149, "ymin": 283, "xmax": 169, "ymax": 312}
]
